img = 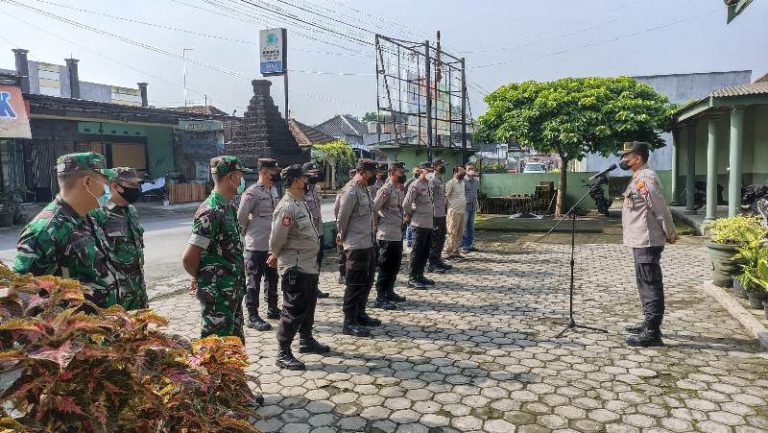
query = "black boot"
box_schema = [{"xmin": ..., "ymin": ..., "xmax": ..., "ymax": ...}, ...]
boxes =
[
  {"xmin": 387, "ymin": 289, "xmax": 406, "ymax": 303},
  {"xmin": 266, "ymin": 308, "xmax": 281, "ymax": 320},
  {"xmin": 419, "ymin": 275, "xmax": 435, "ymax": 286},
  {"xmin": 247, "ymin": 315, "xmax": 272, "ymax": 331},
  {"xmin": 276, "ymin": 343, "xmax": 306, "ymax": 370},
  {"xmin": 436, "ymin": 260, "xmax": 453, "ymax": 270},
  {"xmin": 317, "ymin": 289, "xmax": 330, "ymax": 299},
  {"xmin": 408, "ymin": 277, "xmax": 427, "ymax": 289},
  {"xmin": 624, "ymin": 322, "xmax": 646, "ymax": 335},
  {"xmin": 626, "ymin": 329, "xmax": 664, "ymax": 347},
  {"xmin": 299, "ymin": 335, "xmax": 331, "ymax": 354},
  {"xmin": 373, "ymin": 292, "xmax": 396, "ymax": 310},
  {"xmin": 343, "ymin": 322, "xmax": 371, "ymax": 337},
  {"xmin": 427, "ymin": 263, "xmax": 446, "ymax": 274},
  {"xmin": 358, "ymin": 312, "xmax": 382, "ymax": 327}
]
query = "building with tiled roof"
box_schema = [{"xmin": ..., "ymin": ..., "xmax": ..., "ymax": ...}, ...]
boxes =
[{"xmin": 288, "ymin": 118, "xmax": 335, "ymax": 147}]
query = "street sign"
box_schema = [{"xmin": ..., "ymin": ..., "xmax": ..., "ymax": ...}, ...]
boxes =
[
  {"xmin": 727, "ymin": 0, "xmax": 754, "ymax": 23},
  {"xmin": 0, "ymin": 84, "xmax": 32, "ymax": 139},
  {"xmin": 260, "ymin": 28, "xmax": 287, "ymax": 76}
]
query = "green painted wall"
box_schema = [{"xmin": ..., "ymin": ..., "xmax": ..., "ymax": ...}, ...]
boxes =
[
  {"xmin": 378, "ymin": 147, "xmax": 467, "ymax": 171},
  {"xmin": 145, "ymin": 127, "xmax": 175, "ymax": 178},
  {"xmin": 479, "ymin": 170, "xmax": 674, "ymax": 211},
  {"xmin": 78, "ymin": 122, "xmax": 147, "ymax": 137}
]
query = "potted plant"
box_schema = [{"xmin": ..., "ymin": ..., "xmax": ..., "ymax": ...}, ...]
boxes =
[
  {"xmin": 736, "ymin": 239, "xmax": 768, "ymax": 309},
  {"xmin": 707, "ymin": 215, "xmax": 764, "ymax": 287}
]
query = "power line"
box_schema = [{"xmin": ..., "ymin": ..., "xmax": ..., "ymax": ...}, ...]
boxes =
[
  {"xmin": 1, "ymin": 0, "xmax": 371, "ymax": 110},
  {"xmin": 469, "ymin": 8, "xmax": 719, "ymax": 70}
]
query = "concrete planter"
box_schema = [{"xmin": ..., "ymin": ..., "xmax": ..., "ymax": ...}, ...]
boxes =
[
  {"xmin": 705, "ymin": 242, "xmax": 742, "ymax": 287},
  {"xmin": 749, "ymin": 291, "xmax": 767, "ymax": 309}
]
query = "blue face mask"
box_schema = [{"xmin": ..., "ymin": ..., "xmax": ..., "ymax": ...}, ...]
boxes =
[{"xmin": 98, "ymin": 184, "xmax": 111, "ymax": 207}]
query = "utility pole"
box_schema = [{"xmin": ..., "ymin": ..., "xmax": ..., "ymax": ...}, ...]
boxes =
[
  {"xmin": 461, "ymin": 57, "xmax": 468, "ymax": 165},
  {"xmin": 424, "ymin": 40, "xmax": 432, "ymax": 162},
  {"xmin": 182, "ymin": 48, "xmax": 194, "ymax": 107}
]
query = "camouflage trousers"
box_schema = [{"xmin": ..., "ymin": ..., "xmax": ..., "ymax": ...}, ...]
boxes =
[
  {"xmin": 196, "ymin": 276, "xmax": 246, "ymax": 344},
  {"xmin": 118, "ymin": 275, "xmax": 148, "ymax": 311}
]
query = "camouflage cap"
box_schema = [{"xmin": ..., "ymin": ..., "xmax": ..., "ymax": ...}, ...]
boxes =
[
  {"xmin": 56, "ymin": 152, "xmax": 116, "ymax": 179},
  {"xmin": 210, "ymin": 155, "xmax": 253, "ymax": 175},
  {"xmin": 106, "ymin": 167, "xmax": 141, "ymax": 185}
]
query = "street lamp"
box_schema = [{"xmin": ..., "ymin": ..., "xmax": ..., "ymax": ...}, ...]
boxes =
[{"xmin": 182, "ymin": 48, "xmax": 195, "ymax": 107}]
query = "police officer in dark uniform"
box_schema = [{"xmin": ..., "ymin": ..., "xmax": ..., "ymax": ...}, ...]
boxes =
[
  {"xmin": 334, "ymin": 168, "xmax": 358, "ymax": 284},
  {"xmin": 336, "ymin": 159, "xmax": 379, "ymax": 337},
  {"xmin": 428, "ymin": 159, "xmax": 452, "ymax": 273},
  {"xmin": 303, "ymin": 161, "xmax": 330, "ymax": 299},
  {"xmin": 372, "ymin": 161, "xmax": 408, "ymax": 309},
  {"xmin": 619, "ymin": 141, "xmax": 677, "ymax": 347},
  {"xmin": 268, "ymin": 164, "xmax": 330, "ymax": 370},
  {"xmin": 403, "ymin": 162, "xmax": 436, "ymax": 289}
]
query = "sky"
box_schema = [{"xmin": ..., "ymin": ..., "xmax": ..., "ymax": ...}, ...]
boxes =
[{"xmin": 0, "ymin": 0, "xmax": 766, "ymax": 125}]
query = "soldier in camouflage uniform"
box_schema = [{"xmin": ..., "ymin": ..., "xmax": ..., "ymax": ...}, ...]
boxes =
[
  {"xmin": 303, "ymin": 161, "xmax": 330, "ymax": 299},
  {"xmin": 90, "ymin": 167, "xmax": 147, "ymax": 310},
  {"xmin": 13, "ymin": 152, "xmax": 121, "ymax": 308},
  {"xmin": 182, "ymin": 156, "xmax": 252, "ymax": 343}
]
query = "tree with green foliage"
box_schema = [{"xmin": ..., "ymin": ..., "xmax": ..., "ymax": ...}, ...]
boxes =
[
  {"xmin": 476, "ymin": 76, "xmax": 675, "ymax": 215},
  {"xmin": 312, "ymin": 140, "xmax": 356, "ymax": 189}
]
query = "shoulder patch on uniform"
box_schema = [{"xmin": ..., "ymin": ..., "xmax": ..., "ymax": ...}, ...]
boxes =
[{"xmin": 281, "ymin": 214, "xmax": 292, "ymax": 226}]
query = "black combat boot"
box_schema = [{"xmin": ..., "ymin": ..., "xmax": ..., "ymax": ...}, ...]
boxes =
[
  {"xmin": 436, "ymin": 260, "xmax": 453, "ymax": 270},
  {"xmin": 276, "ymin": 342, "xmax": 306, "ymax": 370},
  {"xmin": 408, "ymin": 277, "xmax": 427, "ymax": 289},
  {"xmin": 247, "ymin": 315, "xmax": 272, "ymax": 331},
  {"xmin": 343, "ymin": 321, "xmax": 371, "ymax": 337},
  {"xmin": 626, "ymin": 329, "xmax": 664, "ymax": 347},
  {"xmin": 266, "ymin": 308, "xmax": 281, "ymax": 320},
  {"xmin": 299, "ymin": 335, "xmax": 331, "ymax": 354},
  {"xmin": 419, "ymin": 275, "xmax": 435, "ymax": 286},
  {"xmin": 427, "ymin": 263, "xmax": 446, "ymax": 274},
  {"xmin": 373, "ymin": 292, "xmax": 396, "ymax": 310},
  {"xmin": 624, "ymin": 322, "xmax": 646, "ymax": 335},
  {"xmin": 387, "ymin": 289, "xmax": 406, "ymax": 303},
  {"xmin": 357, "ymin": 311, "xmax": 382, "ymax": 327}
]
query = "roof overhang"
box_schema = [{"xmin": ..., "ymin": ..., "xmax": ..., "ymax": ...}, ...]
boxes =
[{"xmin": 675, "ymin": 94, "xmax": 768, "ymax": 123}]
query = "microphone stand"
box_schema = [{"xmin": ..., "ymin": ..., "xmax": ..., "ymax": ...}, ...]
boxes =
[{"xmin": 538, "ymin": 174, "xmax": 610, "ymax": 338}]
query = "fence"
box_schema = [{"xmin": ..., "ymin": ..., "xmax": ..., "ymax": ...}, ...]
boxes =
[{"xmin": 168, "ymin": 183, "xmax": 207, "ymax": 204}]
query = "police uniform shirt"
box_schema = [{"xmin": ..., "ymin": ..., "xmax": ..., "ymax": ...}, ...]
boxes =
[
  {"xmin": 430, "ymin": 175, "xmax": 447, "ymax": 218},
  {"xmin": 305, "ymin": 184, "xmax": 323, "ymax": 233},
  {"xmin": 333, "ymin": 179, "xmax": 356, "ymax": 219},
  {"xmin": 373, "ymin": 181, "xmax": 404, "ymax": 242},
  {"xmin": 237, "ymin": 180, "xmax": 278, "ymax": 252},
  {"xmin": 370, "ymin": 178, "xmax": 384, "ymax": 202},
  {"xmin": 269, "ymin": 191, "xmax": 321, "ymax": 275},
  {"xmin": 336, "ymin": 181, "xmax": 375, "ymax": 250},
  {"xmin": 622, "ymin": 165, "xmax": 675, "ymax": 248},
  {"xmin": 402, "ymin": 178, "xmax": 434, "ymax": 229}
]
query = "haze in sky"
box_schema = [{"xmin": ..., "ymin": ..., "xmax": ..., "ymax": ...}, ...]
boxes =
[{"xmin": 1, "ymin": 0, "xmax": 765, "ymax": 124}]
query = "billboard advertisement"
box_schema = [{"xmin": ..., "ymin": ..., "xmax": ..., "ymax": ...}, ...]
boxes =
[
  {"xmin": 260, "ymin": 28, "xmax": 287, "ymax": 76},
  {"xmin": 0, "ymin": 84, "xmax": 32, "ymax": 139}
]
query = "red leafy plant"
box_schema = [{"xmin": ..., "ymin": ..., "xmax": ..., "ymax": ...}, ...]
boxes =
[{"xmin": 0, "ymin": 263, "xmax": 261, "ymax": 433}]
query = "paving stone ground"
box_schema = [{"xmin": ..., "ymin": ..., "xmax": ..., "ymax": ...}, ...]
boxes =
[{"xmin": 152, "ymin": 233, "xmax": 768, "ymax": 433}]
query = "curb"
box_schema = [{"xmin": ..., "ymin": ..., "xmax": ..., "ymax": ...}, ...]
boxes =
[{"xmin": 700, "ymin": 280, "xmax": 768, "ymax": 350}]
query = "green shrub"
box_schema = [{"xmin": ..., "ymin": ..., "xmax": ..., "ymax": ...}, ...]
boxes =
[{"xmin": 709, "ymin": 215, "xmax": 765, "ymax": 244}]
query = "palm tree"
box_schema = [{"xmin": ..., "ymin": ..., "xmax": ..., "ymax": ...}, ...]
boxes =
[{"xmin": 312, "ymin": 140, "xmax": 356, "ymax": 189}]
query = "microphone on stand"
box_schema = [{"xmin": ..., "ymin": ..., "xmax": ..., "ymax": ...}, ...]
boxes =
[{"xmin": 588, "ymin": 163, "xmax": 618, "ymax": 182}]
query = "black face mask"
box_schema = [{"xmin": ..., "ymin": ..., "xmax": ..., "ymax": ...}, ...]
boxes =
[
  {"xmin": 457, "ymin": 174, "xmax": 466, "ymax": 181},
  {"xmin": 396, "ymin": 175, "xmax": 407, "ymax": 184},
  {"xmin": 619, "ymin": 160, "xmax": 631, "ymax": 171},
  {"xmin": 367, "ymin": 175, "xmax": 376, "ymax": 186},
  {"xmin": 270, "ymin": 173, "xmax": 282, "ymax": 183},
  {"xmin": 438, "ymin": 166, "xmax": 446, "ymax": 174},
  {"xmin": 119, "ymin": 186, "xmax": 142, "ymax": 204}
]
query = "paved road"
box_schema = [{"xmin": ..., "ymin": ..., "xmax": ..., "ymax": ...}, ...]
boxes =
[{"xmin": 153, "ymin": 234, "xmax": 768, "ymax": 433}]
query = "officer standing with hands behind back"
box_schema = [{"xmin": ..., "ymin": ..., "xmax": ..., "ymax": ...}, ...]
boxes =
[
  {"xmin": 619, "ymin": 141, "xmax": 677, "ymax": 347},
  {"xmin": 303, "ymin": 161, "xmax": 330, "ymax": 299},
  {"xmin": 428, "ymin": 159, "xmax": 452, "ymax": 273},
  {"xmin": 237, "ymin": 158, "xmax": 281, "ymax": 331},
  {"xmin": 403, "ymin": 162, "xmax": 436, "ymax": 289},
  {"xmin": 372, "ymin": 161, "xmax": 408, "ymax": 310},
  {"xmin": 268, "ymin": 164, "xmax": 329, "ymax": 370},
  {"xmin": 337, "ymin": 159, "xmax": 380, "ymax": 337}
]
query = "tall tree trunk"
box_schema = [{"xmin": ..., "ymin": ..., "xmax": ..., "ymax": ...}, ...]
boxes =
[{"xmin": 556, "ymin": 157, "xmax": 569, "ymax": 216}]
